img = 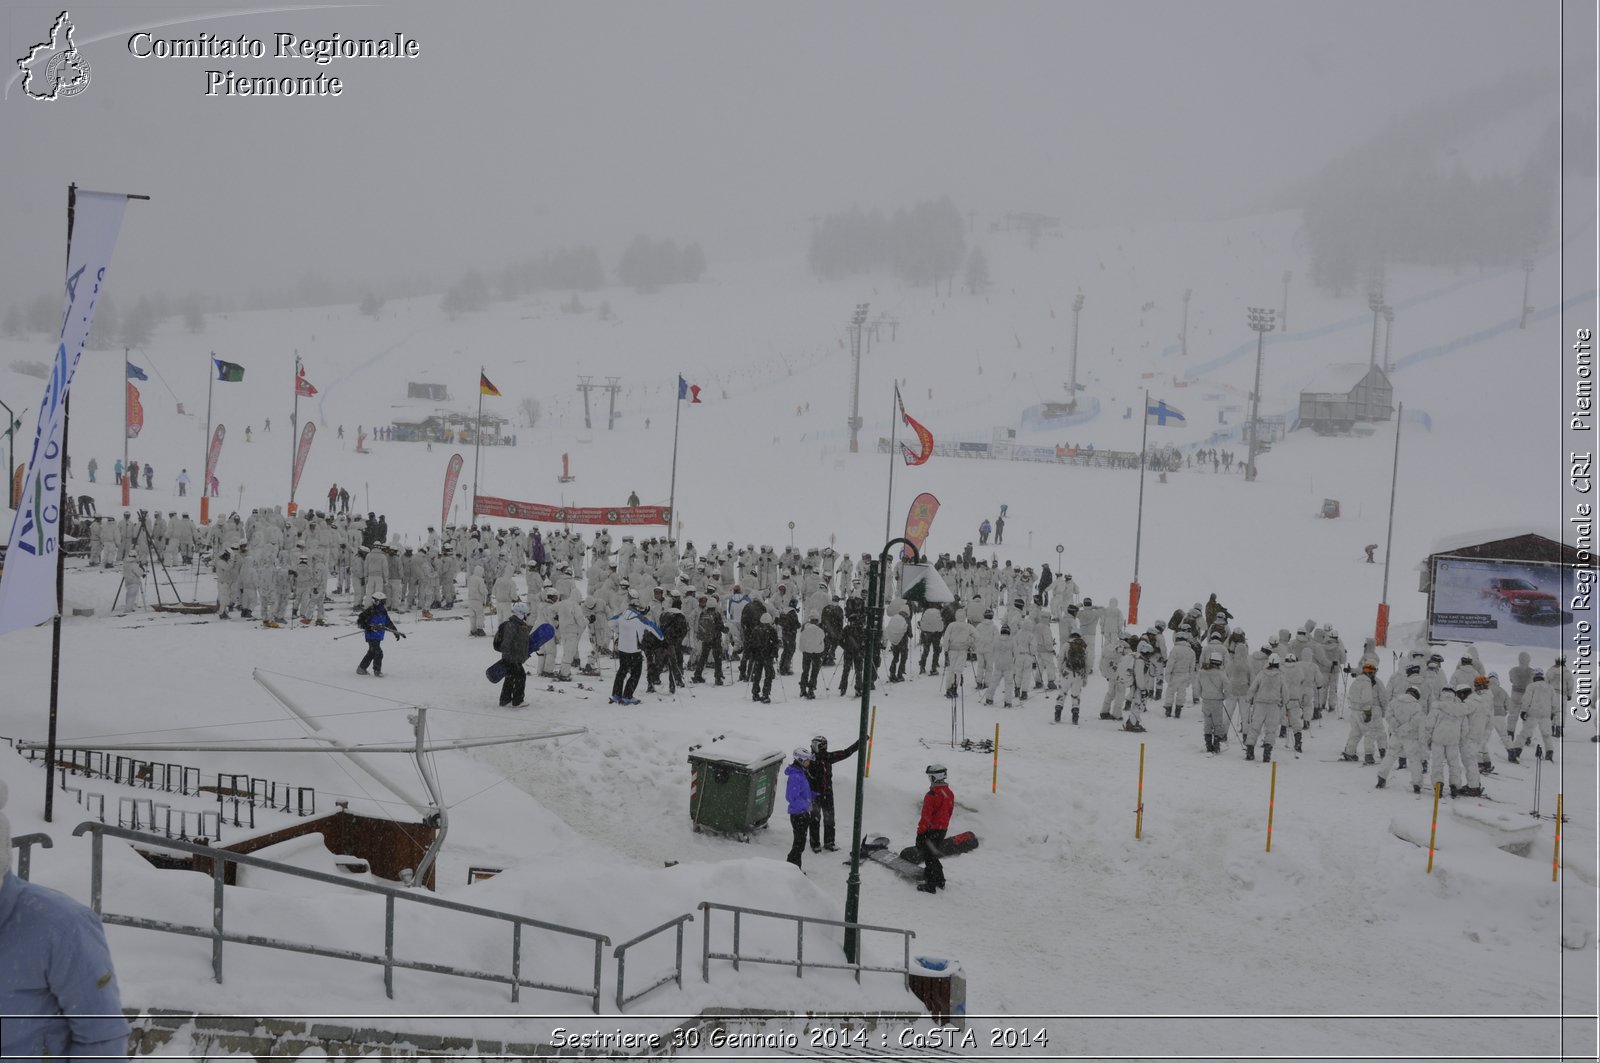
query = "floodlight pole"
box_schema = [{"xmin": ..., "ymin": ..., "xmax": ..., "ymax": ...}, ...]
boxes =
[
  {"xmin": 1280, "ymin": 270, "xmax": 1292, "ymax": 334},
  {"xmin": 847, "ymin": 304, "xmax": 869, "ymax": 453},
  {"xmin": 845, "ymin": 536, "xmax": 918, "ymax": 962},
  {"xmin": 1376, "ymin": 401, "xmax": 1404, "ymax": 646},
  {"xmin": 1519, "ymin": 257, "xmax": 1534, "ymax": 329},
  {"xmin": 1245, "ymin": 307, "xmax": 1275, "ymax": 482},
  {"xmin": 1367, "ymin": 289, "xmax": 1384, "ymax": 370},
  {"xmin": 1382, "ymin": 307, "xmax": 1395, "ymax": 372},
  {"xmin": 1067, "ymin": 294, "xmax": 1084, "ymax": 409},
  {"xmin": 1179, "ymin": 289, "xmax": 1191, "ymax": 357}
]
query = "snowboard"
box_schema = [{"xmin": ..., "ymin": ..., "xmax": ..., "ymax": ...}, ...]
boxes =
[
  {"xmin": 484, "ymin": 623, "xmax": 558, "ymax": 683},
  {"xmin": 858, "ymin": 835, "xmax": 923, "ymax": 880}
]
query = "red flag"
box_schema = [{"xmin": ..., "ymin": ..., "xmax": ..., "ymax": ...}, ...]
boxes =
[
  {"xmin": 126, "ymin": 382, "xmax": 144, "ymax": 439},
  {"xmin": 902, "ymin": 492, "xmax": 940, "ymax": 559},
  {"xmin": 897, "ymin": 386, "xmax": 933, "ymax": 465},
  {"xmin": 443, "ymin": 453, "xmax": 464, "ymax": 529},
  {"xmin": 296, "ymin": 364, "xmax": 318, "ymax": 397},
  {"xmin": 204, "ymin": 425, "xmax": 226, "ymax": 484},
  {"xmin": 291, "ymin": 422, "xmax": 316, "ymax": 497}
]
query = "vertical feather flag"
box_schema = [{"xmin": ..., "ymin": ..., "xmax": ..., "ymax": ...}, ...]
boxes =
[
  {"xmin": 896, "ymin": 385, "xmax": 934, "ymax": 465},
  {"xmin": 125, "ymin": 382, "xmax": 143, "ymax": 439}
]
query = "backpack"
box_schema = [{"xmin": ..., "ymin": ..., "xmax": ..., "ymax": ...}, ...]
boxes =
[{"xmin": 493, "ymin": 621, "xmax": 507, "ymax": 652}]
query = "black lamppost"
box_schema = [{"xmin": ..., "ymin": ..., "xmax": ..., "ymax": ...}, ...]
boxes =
[
  {"xmin": 1180, "ymin": 288, "xmax": 1192, "ymax": 357},
  {"xmin": 1367, "ymin": 288, "xmax": 1385, "ymax": 370},
  {"xmin": 1280, "ymin": 270, "xmax": 1292, "ymax": 334},
  {"xmin": 844, "ymin": 536, "xmax": 919, "ymax": 961},
  {"xmin": 1245, "ymin": 307, "xmax": 1275, "ymax": 481},
  {"xmin": 847, "ymin": 303, "xmax": 869, "ymax": 453},
  {"xmin": 1067, "ymin": 294, "xmax": 1085, "ymax": 409}
]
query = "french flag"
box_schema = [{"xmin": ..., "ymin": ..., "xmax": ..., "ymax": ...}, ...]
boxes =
[{"xmin": 678, "ymin": 375, "xmax": 702, "ymax": 403}]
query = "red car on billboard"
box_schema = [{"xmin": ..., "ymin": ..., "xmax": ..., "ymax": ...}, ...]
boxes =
[{"xmin": 1481, "ymin": 577, "xmax": 1561, "ymax": 621}]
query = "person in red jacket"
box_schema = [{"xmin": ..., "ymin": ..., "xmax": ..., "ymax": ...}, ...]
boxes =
[{"xmin": 916, "ymin": 764, "xmax": 954, "ymax": 894}]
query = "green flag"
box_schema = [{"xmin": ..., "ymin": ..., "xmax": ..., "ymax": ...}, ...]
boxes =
[{"xmin": 212, "ymin": 356, "xmax": 245, "ymax": 382}]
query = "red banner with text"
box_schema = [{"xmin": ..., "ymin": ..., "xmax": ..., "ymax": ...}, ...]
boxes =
[
  {"xmin": 204, "ymin": 424, "xmax": 226, "ymax": 484},
  {"xmin": 902, "ymin": 491, "xmax": 940, "ymax": 559},
  {"xmin": 291, "ymin": 422, "xmax": 316, "ymax": 499},
  {"xmin": 474, "ymin": 495, "xmax": 670, "ymax": 526},
  {"xmin": 442, "ymin": 453, "xmax": 464, "ymax": 530}
]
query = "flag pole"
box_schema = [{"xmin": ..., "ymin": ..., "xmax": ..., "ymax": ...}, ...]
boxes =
[
  {"xmin": 202, "ymin": 356, "xmax": 214, "ymax": 524},
  {"xmin": 122, "ymin": 346, "xmax": 130, "ymax": 499},
  {"xmin": 45, "ymin": 184, "xmax": 79, "ymax": 823},
  {"xmin": 667, "ymin": 376, "xmax": 682, "ymax": 544},
  {"xmin": 1131, "ymin": 389, "xmax": 1151, "ymax": 614},
  {"xmin": 289, "ymin": 351, "xmax": 299, "ymax": 510},
  {"xmin": 885, "ymin": 385, "xmax": 900, "ymax": 543},
  {"xmin": 470, "ymin": 366, "xmax": 484, "ymax": 527}
]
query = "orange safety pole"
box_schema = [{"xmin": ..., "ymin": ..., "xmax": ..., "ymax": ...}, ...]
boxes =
[
  {"xmin": 1552, "ymin": 793, "xmax": 1563, "ymax": 882},
  {"xmin": 1265, "ymin": 760, "xmax": 1278, "ymax": 852},
  {"xmin": 1427, "ymin": 781, "xmax": 1442, "ymax": 873},
  {"xmin": 1135, "ymin": 742, "xmax": 1146, "ymax": 839},
  {"xmin": 865, "ymin": 705, "xmax": 876, "ymax": 778},
  {"xmin": 991, "ymin": 722, "xmax": 999, "ymax": 794}
]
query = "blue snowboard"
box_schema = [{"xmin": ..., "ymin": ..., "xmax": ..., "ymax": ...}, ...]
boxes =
[{"xmin": 485, "ymin": 622, "xmax": 556, "ymax": 683}]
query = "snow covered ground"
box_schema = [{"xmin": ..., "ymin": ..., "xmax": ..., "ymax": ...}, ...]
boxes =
[{"xmin": 2, "ymin": 205, "xmax": 1596, "ymax": 1060}]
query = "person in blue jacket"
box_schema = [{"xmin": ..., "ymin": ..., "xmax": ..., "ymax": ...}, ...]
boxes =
[
  {"xmin": 0, "ymin": 779, "xmax": 131, "ymax": 1061},
  {"xmin": 784, "ymin": 749, "xmax": 815, "ymax": 868},
  {"xmin": 356, "ymin": 591, "xmax": 404, "ymax": 676}
]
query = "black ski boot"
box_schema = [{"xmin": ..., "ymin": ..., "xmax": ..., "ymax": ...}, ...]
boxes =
[
  {"xmin": 1413, "ymin": 784, "xmax": 1422, "ymax": 794},
  {"xmin": 1203, "ymin": 734, "xmax": 1215, "ymax": 754},
  {"xmin": 1448, "ymin": 784, "xmax": 1460, "ymax": 799},
  {"xmin": 1279, "ymin": 725, "xmax": 1287, "ymax": 739},
  {"xmin": 1363, "ymin": 753, "xmax": 1376, "ymax": 766},
  {"xmin": 1053, "ymin": 702, "xmax": 1063, "ymax": 724},
  {"xmin": 1173, "ymin": 706, "xmax": 1182, "ymax": 719},
  {"xmin": 1262, "ymin": 744, "xmax": 1273, "ymax": 763},
  {"xmin": 1165, "ymin": 707, "xmax": 1173, "ymax": 718},
  {"xmin": 1544, "ymin": 747, "xmax": 1554, "ymax": 762},
  {"xmin": 1479, "ymin": 760, "xmax": 1494, "ymax": 775},
  {"xmin": 1339, "ymin": 752, "xmax": 1359, "ymax": 763},
  {"xmin": 1070, "ymin": 706, "xmax": 1080, "ymax": 725},
  {"xmin": 1506, "ymin": 747, "xmax": 1520, "ymax": 764},
  {"xmin": 1245, "ymin": 744, "xmax": 1255, "ymax": 761},
  {"xmin": 1293, "ymin": 731, "xmax": 1303, "ymax": 754},
  {"xmin": 1398, "ymin": 756, "xmax": 1407, "ymax": 769},
  {"xmin": 1375, "ymin": 776, "xmax": 1386, "ymax": 789}
]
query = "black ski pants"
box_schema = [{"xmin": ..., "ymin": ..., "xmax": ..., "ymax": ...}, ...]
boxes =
[
  {"xmin": 499, "ymin": 660, "xmax": 527, "ymax": 705},
  {"xmin": 800, "ymin": 652, "xmax": 822, "ymax": 695},
  {"xmin": 693, "ymin": 640, "xmax": 723, "ymax": 682},
  {"xmin": 612, "ymin": 650, "xmax": 643, "ymax": 699},
  {"xmin": 787, "ymin": 812, "xmax": 811, "ymax": 867},
  {"xmin": 838, "ymin": 646, "xmax": 863, "ymax": 695},
  {"xmin": 889, "ymin": 638, "xmax": 909, "ymax": 681},
  {"xmin": 750, "ymin": 656, "xmax": 775, "ymax": 700},
  {"xmin": 779, "ymin": 640, "xmax": 795, "ymax": 675},
  {"xmin": 919, "ymin": 631, "xmax": 943, "ymax": 672},
  {"xmin": 917, "ymin": 828, "xmax": 947, "ymax": 889},
  {"xmin": 808, "ymin": 791, "xmax": 838, "ymax": 849},
  {"xmin": 359, "ymin": 640, "xmax": 384, "ymax": 674}
]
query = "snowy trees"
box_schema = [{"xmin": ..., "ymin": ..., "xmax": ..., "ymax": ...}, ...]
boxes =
[
  {"xmin": 519, "ymin": 397, "xmax": 542, "ymax": 428},
  {"xmin": 359, "ymin": 293, "xmax": 385, "ymax": 318},
  {"xmin": 617, "ymin": 236, "xmax": 706, "ymax": 289},
  {"xmin": 807, "ymin": 197, "xmax": 966, "ymax": 291},
  {"xmin": 121, "ymin": 297, "xmax": 156, "ymax": 349}
]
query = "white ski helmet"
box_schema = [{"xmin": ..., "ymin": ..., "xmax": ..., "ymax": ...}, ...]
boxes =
[{"xmin": 925, "ymin": 764, "xmax": 948, "ymax": 783}]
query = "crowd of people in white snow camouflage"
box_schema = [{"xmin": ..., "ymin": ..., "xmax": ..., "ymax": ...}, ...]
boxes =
[{"xmin": 91, "ymin": 505, "xmax": 1582, "ymax": 801}]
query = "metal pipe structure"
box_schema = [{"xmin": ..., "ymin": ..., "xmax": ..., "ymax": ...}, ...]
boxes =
[
  {"xmin": 1280, "ymin": 270, "xmax": 1292, "ymax": 334},
  {"xmin": 1180, "ymin": 288, "xmax": 1191, "ymax": 357},
  {"xmin": 1367, "ymin": 289, "xmax": 1384, "ymax": 369}
]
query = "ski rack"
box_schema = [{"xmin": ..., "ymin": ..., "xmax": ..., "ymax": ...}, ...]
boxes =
[{"xmin": 21, "ymin": 744, "xmax": 318, "ymax": 818}]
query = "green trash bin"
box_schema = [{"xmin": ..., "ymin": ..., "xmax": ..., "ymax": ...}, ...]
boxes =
[{"xmin": 688, "ymin": 744, "xmax": 784, "ymax": 840}]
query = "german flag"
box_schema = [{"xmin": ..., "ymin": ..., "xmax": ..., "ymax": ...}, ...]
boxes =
[{"xmin": 480, "ymin": 372, "xmax": 502, "ymax": 397}]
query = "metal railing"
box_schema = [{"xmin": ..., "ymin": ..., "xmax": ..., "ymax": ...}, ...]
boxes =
[
  {"xmin": 73, "ymin": 822, "xmax": 611, "ymax": 1013},
  {"xmin": 698, "ymin": 901, "xmax": 913, "ymax": 987},
  {"xmin": 10, "ymin": 832, "xmax": 52, "ymax": 881},
  {"xmin": 612, "ymin": 913, "xmax": 694, "ymax": 1009}
]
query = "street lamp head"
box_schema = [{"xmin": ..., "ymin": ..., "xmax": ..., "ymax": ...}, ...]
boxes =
[
  {"xmin": 1246, "ymin": 307, "xmax": 1276, "ymax": 333},
  {"xmin": 1367, "ymin": 291, "xmax": 1384, "ymax": 312},
  {"xmin": 1073, "ymin": 294, "xmax": 1085, "ymax": 311},
  {"xmin": 1383, "ymin": 307, "xmax": 1394, "ymax": 323}
]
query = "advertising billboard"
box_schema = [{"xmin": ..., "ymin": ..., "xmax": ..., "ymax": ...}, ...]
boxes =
[{"xmin": 1427, "ymin": 555, "xmax": 1581, "ymax": 650}]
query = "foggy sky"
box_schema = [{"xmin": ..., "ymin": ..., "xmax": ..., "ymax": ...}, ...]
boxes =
[{"xmin": 1, "ymin": 0, "xmax": 1574, "ymax": 306}]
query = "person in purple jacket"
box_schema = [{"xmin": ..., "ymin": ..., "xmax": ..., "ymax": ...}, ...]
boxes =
[{"xmin": 784, "ymin": 749, "xmax": 815, "ymax": 868}]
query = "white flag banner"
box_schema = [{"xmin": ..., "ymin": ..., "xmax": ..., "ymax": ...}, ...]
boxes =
[{"xmin": 0, "ymin": 191, "xmax": 128, "ymax": 637}]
